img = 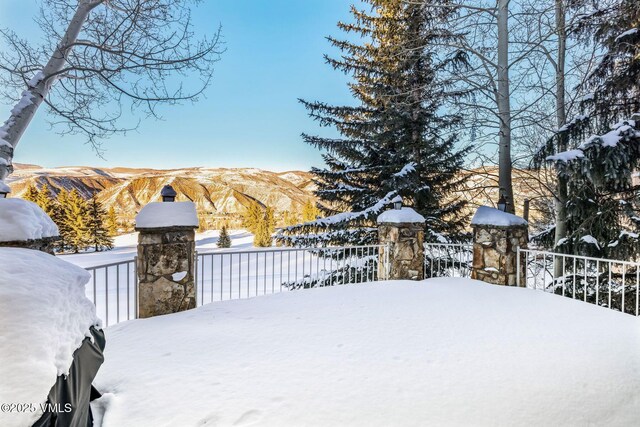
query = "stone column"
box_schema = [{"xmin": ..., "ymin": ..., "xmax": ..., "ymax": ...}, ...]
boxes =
[
  {"xmin": 377, "ymin": 204, "xmax": 426, "ymax": 281},
  {"xmin": 471, "ymin": 206, "xmax": 528, "ymax": 286},
  {"xmin": 135, "ymin": 191, "xmax": 199, "ymax": 318}
]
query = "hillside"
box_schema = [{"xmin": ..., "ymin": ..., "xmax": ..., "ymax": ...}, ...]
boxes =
[
  {"xmin": 8, "ymin": 164, "xmax": 317, "ymax": 230},
  {"xmin": 7, "ymin": 164, "xmax": 551, "ymax": 232}
]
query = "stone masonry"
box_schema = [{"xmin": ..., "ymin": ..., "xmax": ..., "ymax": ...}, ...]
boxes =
[
  {"xmin": 136, "ymin": 226, "xmax": 197, "ymax": 318},
  {"xmin": 377, "ymin": 207, "xmax": 426, "ymax": 281},
  {"xmin": 0, "ymin": 236, "xmax": 59, "ymax": 254},
  {"xmin": 471, "ymin": 222, "xmax": 528, "ymax": 286}
]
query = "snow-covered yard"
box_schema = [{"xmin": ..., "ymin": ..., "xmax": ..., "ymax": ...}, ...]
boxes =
[
  {"xmin": 92, "ymin": 278, "xmax": 640, "ymax": 426},
  {"xmin": 60, "ymin": 229, "xmax": 255, "ymax": 268}
]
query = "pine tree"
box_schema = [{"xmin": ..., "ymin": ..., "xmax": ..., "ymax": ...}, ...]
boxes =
[
  {"xmin": 23, "ymin": 184, "xmax": 39, "ymax": 203},
  {"xmin": 106, "ymin": 205, "xmax": 118, "ymax": 237},
  {"xmin": 87, "ymin": 195, "xmax": 114, "ymax": 251},
  {"xmin": 241, "ymin": 201, "xmax": 264, "ymax": 234},
  {"xmin": 278, "ymin": 0, "xmax": 469, "ymax": 247},
  {"xmin": 535, "ymin": 0, "xmax": 640, "ymax": 259},
  {"xmin": 53, "ymin": 189, "xmax": 70, "ymax": 252},
  {"xmin": 301, "ymin": 200, "xmax": 320, "ymax": 222},
  {"xmin": 64, "ymin": 189, "xmax": 91, "ymax": 253},
  {"xmin": 217, "ymin": 225, "xmax": 232, "ymax": 248},
  {"xmin": 36, "ymin": 184, "xmax": 55, "ymax": 217}
]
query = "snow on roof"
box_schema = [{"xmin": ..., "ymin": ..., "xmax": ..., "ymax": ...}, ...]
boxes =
[
  {"xmin": 135, "ymin": 201, "xmax": 199, "ymax": 229},
  {"xmin": 91, "ymin": 279, "xmax": 640, "ymax": 426},
  {"xmin": 471, "ymin": 206, "xmax": 528, "ymax": 227},
  {"xmin": 377, "ymin": 207, "xmax": 426, "ymax": 224},
  {"xmin": 0, "ymin": 198, "xmax": 59, "ymax": 242},
  {"xmin": 0, "ymin": 248, "xmax": 99, "ymax": 426}
]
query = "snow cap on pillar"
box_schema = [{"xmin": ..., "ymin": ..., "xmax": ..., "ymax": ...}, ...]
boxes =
[
  {"xmin": 135, "ymin": 185, "xmax": 198, "ymax": 231},
  {"xmin": 377, "ymin": 196, "xmax": 425, "ymax": 224},
  {"xmin": 0, "ymin": 180, "xmax": 10, "ymax": 198}
]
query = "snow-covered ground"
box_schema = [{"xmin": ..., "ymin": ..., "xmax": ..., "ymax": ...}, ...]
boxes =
[
  {"xmin": 92, "ymin": 278, "xmax": 640, "ymax": 427},
  {"xmin": 59, "ymin": 229, "xmax": 256, "ymax": 268}
]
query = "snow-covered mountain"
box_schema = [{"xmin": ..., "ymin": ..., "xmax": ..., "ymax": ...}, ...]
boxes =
[{"xmin": 8, "ymin": 164, "xmax": 316, "ymax": 229}]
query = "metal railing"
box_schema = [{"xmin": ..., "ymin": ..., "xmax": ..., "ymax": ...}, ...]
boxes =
[
  {"xmin": 195, "ymin": 245, "xmax": 387, "ymax": 306},
  {"xmin": 423, "ymin": 243, "xmax": 473, "ymax": 278},
  {"xmin": 85, "ymin": 258, "xmax": 137, "ymax": 327},
  {"xmin": 518, "ymin": 248, "xmax": 640, "ymax": 316}
]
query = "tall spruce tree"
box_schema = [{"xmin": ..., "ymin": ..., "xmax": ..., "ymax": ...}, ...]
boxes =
[
  {"xmin": 278, "ymin": 0, "xmax": 469, "ymax": 247},
  {"xmin": 106, "ymin": 206, "xmax": 118, "ymax": 237},
  {"xmin": 535, "ymin": 0, "xmax": 640, "ymax": 259},
  {"xmin": 87, "ymin": 195, "xmax": 114, "ymax": 251}
]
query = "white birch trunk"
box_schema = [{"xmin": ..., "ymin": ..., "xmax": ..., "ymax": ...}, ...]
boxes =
[
  {"xmin": 554, "ymin": 0, "xmax": 568, "ymax": 277},
  {"xmin": 496, "ymin": 0, "xmax": 515, "ymax": 213},
  {"xmin": 0, "ymin": 1, "xmax": 98, "ymax": 182}
]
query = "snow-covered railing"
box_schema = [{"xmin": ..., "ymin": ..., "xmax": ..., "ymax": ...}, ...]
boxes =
[
  {"xmin": 423, "ymin": 243, "xmax": 473, "ymax": 279},
  {"xmin": 518, "ymin": 248, "xmax": 640, "ymax": 316},
  {"xmin": 85, "ymin": 258, "xmax": 137, "ymax": 326},
  {"xmin": 194, "ymin": 245, "xmax": 387, "ymax": 306}
]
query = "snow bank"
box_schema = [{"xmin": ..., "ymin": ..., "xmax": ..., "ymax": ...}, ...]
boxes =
[
  {"xmin": 0, "ymin": 180, "xmax": 10, "ymax": 193},
  {"xmin": 0, "ymin": 198, "xmax": 58, "ymax": 242},
  {"xmin": 93, "ymin": 279, "xmax": 640, "ymax": 426},
  {"xmin": 0, "ymin": 249, "xmax": 100, "ymax": 427},
  {"xmin": 377, "ymin": 207, "xmax": 425, "ymax": 224},
  {"xmin": 135, "ymin": 201, "xmax": 198, "ymax": 229},
  {"xmin": 471, "ymin": 206, "xmax": 527, "ymax": 227}
]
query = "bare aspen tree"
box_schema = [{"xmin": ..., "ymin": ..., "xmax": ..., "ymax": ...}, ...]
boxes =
[{"xmin": 0, "ymin": 0, "xmax": 222, "ymax": 182}]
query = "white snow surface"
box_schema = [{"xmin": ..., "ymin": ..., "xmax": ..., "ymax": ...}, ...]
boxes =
[
  {"xmin": 546, "ymin": 149, "xmax": 584, "ymax": 163},
  {"xmin": 91, "ymin": 279, "xmax": 640, "ymax": 426},
  {"xmin": 615, "ymin": 28, "xmax": 638, "ymax": 41},
  {"xmin": 0, "ymin": 198, "xmax": 58, "ymax": 242},
  {"xmin": 0, "ymin": 180, "xmax": 10, "ymax": 193},
  {"xmin": 377, "ymin": 207, "xmax": 425, "ymax": 224},
  {"xmin": 0, "ymin": 249, "xmax": 100, "ymax": 427},
  {"xmin": 135, "ymin": 201, "xmax": 198, "ymax": 229},
  {"xmin": 471, "ymin": 206, "xmax": 528, "ymax": 227}
]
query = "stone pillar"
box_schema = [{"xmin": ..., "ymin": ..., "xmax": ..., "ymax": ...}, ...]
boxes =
[
  {"xmin": 135, "ymin": 191, "xmax": 199, "ymax": 318},
  {"xmin": 377, "ymin": 203, "xmax": 426, "ymax": 281},
  {"xmin": 471, "ymin": 206, "xmax": 528, "ymax": 286}
]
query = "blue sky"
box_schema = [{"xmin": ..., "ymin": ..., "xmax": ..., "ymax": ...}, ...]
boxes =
[{"xmin": 0, "ymin": 1, "xmax": 361, "ymax": 171}]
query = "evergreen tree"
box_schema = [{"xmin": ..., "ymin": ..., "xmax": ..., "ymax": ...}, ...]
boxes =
[
  {"xmin": 242, "ymin": 202, "xmax": 275, "ymax": 247},
  {"xmin": 278, "ymin": 0, "xmax": 469, "ymax": 247},
  {"xmin": 36, "ymin": 184, "xmax": 55, "ymax": 217},
  {"xmin": 241, "ymin": 201, "xmax": 264, "ymax": 234},
  {"xmin": 217, "ymin": 225, "xmax": 232, "ymax": 248},
  {"xmin": 53, "ymin": 189, "xmax": 70, "ymax": 252},
  {"xmin": 301, "ymin": 200, "xmax": 320, "ymax": 222},
  {"xmin": 64, "ymin": 189, "xmax": 90, "ymax": 253},
  {"xmin": 106, "ymin": 206, "xmax": 118, "ymax": 236},
  {"xmin": 535, "ymin": 0, "xmax": 640, "ymax": 259},
  {"xmin": 23, "ymin": 184, "xmax": 39, "ymax": 203},
  {"xmin": 87, "ymin": 195, "xmax": 114, "ymax": 251}
]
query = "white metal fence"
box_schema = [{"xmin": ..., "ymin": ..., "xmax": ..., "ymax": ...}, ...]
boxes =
[
  {"xmin": 85, "ymin": 258, "xmax": 137, "ymax": 327},
  {"xmin": 83, "ymin": 245, "xmax": 388, "ymax": 326},
  {"xmin": 195, "ymin": 245, "xmax": 387, "ymax": 306},
  {"xmin": 423, "ymin": 243, "xmax": 473, "ymax": 278},
  {"xmin": 518, "ymin": 248, "xmax": 640, "ymax": 316}
]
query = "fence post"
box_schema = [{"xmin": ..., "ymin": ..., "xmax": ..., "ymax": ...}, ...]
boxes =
[
  {"xmin": 135, "ymin": 185, "xmax": 199, "ymax": 318},
  {"xmin": 471, "ymin": 206, "xmax": 528, "ymax": 286},
  {"xmin": 377, "ymin": 197, "xmax": 426, "ymax": 281}
]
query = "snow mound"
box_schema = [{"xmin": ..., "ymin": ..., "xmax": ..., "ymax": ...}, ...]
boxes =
[
  {"xmin": 0, "ymin": 249, "xmax": 100, "ymax": 427},
  {"xmin": 135, "ymin": 201, "xmax": 199, "ymax": 229},
  {"xmin": 0, "ymin": 198, "xmax": 58, "ymax": 242},
  {"xmin": 92, "ymin": 279, "xmax": 640, "ymax": 426},
  {"xmin": 471, "ymin": 206, "xmax": 528, "ymax": 227},
  {"xmin": 377, "ymin": 207, "xmax": 426, "ymax": 224}
]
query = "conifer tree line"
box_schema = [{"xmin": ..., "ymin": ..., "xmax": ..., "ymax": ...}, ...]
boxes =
[
  {"xmin": 22, "ymin": 184, "xmax": 115, "ymax": 253},
  {"xmin": 242, "ymin": 201, "xmax": 276, "ymax": 247},
  {"xmin": 279, "ymin": 0, "xmax": 640, "ymax": 262}
]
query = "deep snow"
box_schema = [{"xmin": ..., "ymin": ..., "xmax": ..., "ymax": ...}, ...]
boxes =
[
  {"xmin": 0, "ymin": 198, "xmax": 58, "ymax": 242},
  {"xmin": 135, "ymin": 201, "xmax": 198, "ymax": 229},
  {"xmin": 0, "ymin": 249, "xmax": 99, "ymax": 427},
  {"xmin": 92, "ymin": 279, "xmax": 640, "ymax": 427}
]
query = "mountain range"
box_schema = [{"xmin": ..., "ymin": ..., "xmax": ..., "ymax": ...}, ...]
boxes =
[{"xmin": 8, "ymin": 164, "xmax": 317, "ymax": 230}]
